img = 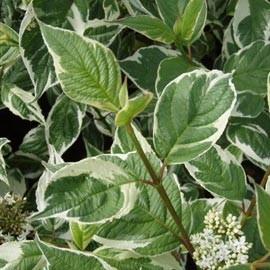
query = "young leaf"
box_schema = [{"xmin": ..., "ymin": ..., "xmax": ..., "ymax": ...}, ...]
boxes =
[
  {"xmin": 256, "ymin": 185, "xmax": 270, "ymax": 251},
  {"xmin": 120, "ymin": 46, "xmax": 178, "ymax": 92},
  {"xmin": 70, "ymin": 222, "xmax": 99, "ymax": 251},
  {"xmin": 119, "ymin": 15, "xmax": 176, "ymax": 44},
  {"xmin": 95, "ymin": 174, "xmax": 182, "ymax": 256},
  {"xmin": 232, "ymin": 0, "xmax": 270, "ymax": 48},
  {"xmin": 227, "ymin": 120, "xmax": 270, "ymax": 167},
  {"xmin": 0, "ymin": 138, "xmax": 10, "ymax": 186},
  {"xmin": 39, "ymin": 22, "xmax": 122, "ymax": 112},
  {"xmin": 185, "ymin": 145, "xmax": 247, "ymax": 201},
  {"xmin": 155, "ymin": 0, "xmax": 188, "ymax": 28},
  {"xmin": 224, "ymin": 41, "xmax": 270, "ymax": 96},
  {"xmin": 175, "ymin": 0, "xmax": 207, "ymax": 45},
  {"xmin": 46, "ymin": 95, "xmax": 86, "ymax": 155},
  {"xmin": 115, "ymin": 91, "xmax": 153, "ymax": 127},
  {"xmin": 154, "ymin": 70, "xmax": 236, "ymax": 164},
  {"xmin": 155, "ymin": 55, "xmax": 199, "ymax": 96},
  {"xmin": 1, "ymin": 84, "xmax": 45, "ymax": 124}
]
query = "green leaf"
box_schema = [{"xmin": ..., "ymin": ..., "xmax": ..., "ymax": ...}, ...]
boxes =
[
  {"xmin": 94, "ymin": 247, "xmax": 182, "ymax": 270},
  {"xmin": 0, "ymin": 22, "xmax": 18, "ymax": 46},
  {"xmin": 154, "ymin": 70, "xmax": 236, "ymax": 164},
  {"xmin": 176, "ymin": 0, "xmax": 207, "ymax": 45},
  {"xmin": 84, "ymin": 22, "xmax": 122, "ymax": 46},
  {"xmin": 1, "ymin": 84, "xmax": 45, "ymax": 123},
  {"xmin": 115, "ymin": 91, "xmax": 153, "ymax": 126},
  {"xmin": 242, "ymin": 217, "xmax": 267, "ymax": 261},
  {"xmin": 119, "ymin": 15, "xmax": 176, "ymax": 44},
  {"xmin": 227, "ymin": 118, "xmax": 270, "ymax": 167},
  {"xmin": 0, "ymin": 45, "xmax": 19, "ymax": 66},
  {"xmin": 268, "ymin": 72, "xmax": 270, "ymax": 112},
  {"xmin": 232, "ymin": 0, "xmax": 270, "ymax": 48},
  {"xmin": 0, "ymin": 138, "xmax": 10, "ymax": 186},
  {"xmin": 32, "ymin": 152, "xmax": 159, "ymax": 223},
  {"xmin": 155, "ymin": 0, "xmax": 188, "ymax": 28},
  {"xmin": 95, "ymin": 174, "xmax": 182, "ymax": 256},
  {"xmin": 155, "ymin": 55, "xmax": 199, "ymax": 96},
  {"xmin": 182, "ymin": 199, "xmax": 219, "ymax": 234},
  {"xmin": 82, "ymin": 121, "xmax": 104, "ymax": 157},
  {"xmin": 222, "ymin": 21, "xmax": 240, "ymax": 60},
  {"xmin": 225, "ymin": 265, "xmax": 251, "ymax": 270},
  {"xmin": 19, "ymin": 125, "xmax": 48, "ymax": 161},
  {"xmin": 185, "ymin": 145, "xmax": 247, "ymax": 201},
  {"xmin": 122, "ymin": 0, "xmax": 160, "ymax": 17},
  {"xmin": 39, "ymin": 22, "xmax": 122, "ymax": 112},
  {"xmin": 0, "ymin": 259, "xmax": 7, "ymax": 268},
  {"xmin": 226, "ymin": 144, "xmax": 243, "ymax": 163},
  {"xmin": 36, "ymin": 238, "xmax": 109, "ymax": 270},
  {"xmin": 0, "ymin": 241, "xmax": 46, "ymax": 270},
  {"xmin": 224, "ymin": 41, "xmax": 270, "ymax": 96},
  {"xmin": 120, "ymin": 46, "xmax": 178, "ymax": 92},
  {"xmin": 256, "ymin": 185, "xmax": 270, "ymax": 251},
  {"xmin": 46, "ymin": 95, "xmax": 86, "ymax": 155},
  {"xmin": 2, "ymin": 58, "xmax": 33, "ymax": 91},
  {"xmin": 35, "ymin": 147, "xmax": 65, "ymax": 212},
  {"xmin": 33, "ymin": 0, "xmax": 89, "ymax": 34},
  {"xmin": 232, "ymin": 92, "xmax": 265, "ymax": 118},
  {"xmin": 37, "ymin": 237, "xmax": 178, "ymax": 270},
  {"xmin": 70, "ymin": 222, "xmax": 99, "ymax": 251},
  {"xmin": 19, "ymin": 7, "xmax": 56, "ymax": 99},
  {"xmin": 207, "ymin": 0, "xmax": 228, "ymax": 19},
  {"xmin": 266, "ymin": 178, "xmax": 270, "ymax": 194},
  {"xmin": 111, "ymin": 124, "xmax": 153, "ymax": 154},
  {"xmin": 103, "ymin": 0, "xmax": 120, "ymax": 20}
]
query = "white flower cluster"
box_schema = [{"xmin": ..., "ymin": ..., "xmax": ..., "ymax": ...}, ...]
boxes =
[
  {"xmin": 0, "ymin": 193, "xmax": 17, "ymax": 205},
  {"xmin": 0, "ymin": 193, "xmax": 32, "ymax": 244},
  {"xmin": 191, "ymin": 209, "xmax": 252, "ymax": 270}
]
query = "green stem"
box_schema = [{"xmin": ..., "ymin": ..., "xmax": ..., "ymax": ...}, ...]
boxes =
[
  {"xmin": 156, "ymin": 183, "xmax": 195, "ymax": 253},
  {"xmin": 253, "ymin": 252, "xmax": 270, "ymax": 265},
  {"xmin": 242, "ymin": 166, "xmax": 270, "ymax": 226},
  {"xmin": 126, "ymin": 124, "xmax": 159, "ymax": 183},
  {"xmin": 187, "ymin": 46, "xmax": 192, "ymax": 61},
  {"xmin": 252, "ymin": 262, "xmax": 270, "ymax": 269},
  {"xmin": 126, "ymin": 123, "xmax": 194, "ymax": 254}
]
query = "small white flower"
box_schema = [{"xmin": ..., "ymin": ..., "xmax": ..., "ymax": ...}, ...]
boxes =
[{"xmin": 191, "ymin": 209, "xmax": 252, "ymax": 270}]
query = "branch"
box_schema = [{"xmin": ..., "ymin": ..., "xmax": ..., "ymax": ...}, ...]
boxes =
[
  {"xmin": 126, "ymin": 123, "xmax": 195, "ymax": 254},
  {"xmin": 242, "ymin": 166, "xmax": 270, "ymax": 226}
]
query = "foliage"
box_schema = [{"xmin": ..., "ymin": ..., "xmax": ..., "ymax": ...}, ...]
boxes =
[{"xmin": 0, "ymin": 0, "xmax": 270, "ymax": 269}]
